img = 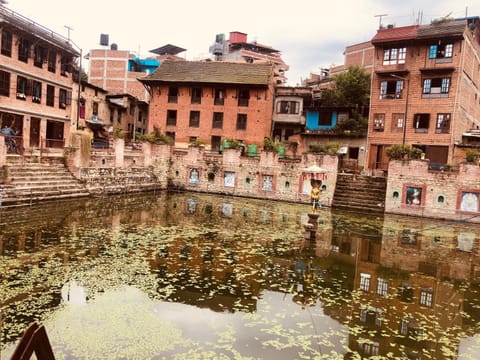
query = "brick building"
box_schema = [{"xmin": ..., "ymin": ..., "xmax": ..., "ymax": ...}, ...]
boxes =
[
  {"xmin": 0, "ymin": 5, "xmax": 79, "ymax": 152},
  {"xmin": 139, "ymin": 60, "xmax": 275, "ymax": 150},
  {"xmin": 366, "ymin": 17, "xmax": 480, "ymax": 172}
]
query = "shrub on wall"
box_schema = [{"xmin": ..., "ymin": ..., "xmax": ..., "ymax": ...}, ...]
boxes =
[
  {"xmin": 465, "ymin": 149, "xmax": 479, "ymax": 163},
  {"xmin": 309, "ymin": 141, "xmax": 340, "ymax": 155},
  {"xmin": 386, "ymin": 144, "xmax": 423, "ymax": 160},
  {"xmin": 136, "ymin": 127, "xmax": 172, "ymax": 145}
]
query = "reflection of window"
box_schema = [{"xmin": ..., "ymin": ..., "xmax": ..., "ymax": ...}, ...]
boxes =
[
  {"xmin": 222, "ymin": 203, "xmax": 233, "ymax": 217},
  {"xmin": 377, "ymin": 278, "xmax": 388, "ymax": 295},
  {"xmin": 460, "ymin": 192, "xmax": 479, "ymax": 212},
  {"xmin": 186, "ymin": 198, "xmax": 197, "ymax": 213},
  {"xmin": 420, "ymin": 288, "xmax": 433, "ymax": 307},
  {"xmin": 360, "ymin": 273, "xmax": 371, "ymax": 291},
  {"xmin": 406, "ymin": 186, "xmax": 422, "ymax": 206},
  {"xmin": 401, "ymin": 229, "xmax": 417, "ymax": 245},
  {"xmin": 398, "ymin": 282, "xmax": 413, "ymax": 302},
  {"xmin": 457, "ymin": 233, "xmax": 475, "ymax": 252}
]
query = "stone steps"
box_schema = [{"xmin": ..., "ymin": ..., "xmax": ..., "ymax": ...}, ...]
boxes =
[
  {"xmin": 1, "ymin": 161, "xmax": 90, "ymax": 207},
  {"xmin": 332, "ymin": 174, "xmax": 387, "ymax": 212}
]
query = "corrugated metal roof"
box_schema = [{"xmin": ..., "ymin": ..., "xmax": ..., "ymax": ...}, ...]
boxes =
[
  {"xmin": 416, "ymin": 19, "xmax": 467, "ymax": 39},
  {"xmin": 139, "ymin": 60, "xmax": 274, "ymax": 86},
  {"xmin": 371, "ymin": 25, "xmax": 419, "ymax": 44}
]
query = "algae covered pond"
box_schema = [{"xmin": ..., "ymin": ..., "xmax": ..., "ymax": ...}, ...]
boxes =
[{"xmin": 1, "ymin": 192, "xmax": 480, "ymax": 359}]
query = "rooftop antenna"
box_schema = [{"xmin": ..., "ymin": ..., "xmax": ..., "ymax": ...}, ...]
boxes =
[
  {"xmin": 64, "ymin": 25, "xmax": 73, "ymax": 41},
  {"xmin": 374, "ymin": 14, "xmax": 388, "ymax": 29}
]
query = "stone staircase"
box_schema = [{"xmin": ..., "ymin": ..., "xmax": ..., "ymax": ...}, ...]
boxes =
[
  {"xmin": 0, "ymin": 158, "xmax": 90, "ymax": 207},
  {"xmin": 332, "ymin": 173, "xmax": 387, "ymax": 212}
]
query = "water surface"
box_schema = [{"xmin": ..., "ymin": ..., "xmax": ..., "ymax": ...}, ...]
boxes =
[{"xmin": 1, "ymin": 192, "xmax": 479, "ymax": 359}]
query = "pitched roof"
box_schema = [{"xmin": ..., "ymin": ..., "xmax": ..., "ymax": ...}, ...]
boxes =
[
  {"xmin": 416, "ymin": 19, "xmax": 467, "ymax": 40},
  {"xmin": 371, "ymin": 25, "xmax": 419, "ymax": 45},
  {"xmin": 139, "ymin": 60, "xmax": 274, "ymax": 86}
]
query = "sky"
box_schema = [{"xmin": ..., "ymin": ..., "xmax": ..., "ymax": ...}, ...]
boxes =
[{"xmin": 3, "ymin": 0, "xmax": 480, "ymax": 86}]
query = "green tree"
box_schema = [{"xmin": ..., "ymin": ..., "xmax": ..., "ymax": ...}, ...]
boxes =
[{"xmin": 320, "ymin": 65, "xmax": 370, "ymax": 109}]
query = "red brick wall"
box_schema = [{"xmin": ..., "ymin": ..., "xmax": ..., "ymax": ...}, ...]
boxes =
[{"xmin": 148, "ymin": 85, "xmax": 275, "ymax": 147}]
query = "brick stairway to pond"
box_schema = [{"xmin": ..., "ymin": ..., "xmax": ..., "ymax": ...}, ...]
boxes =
[
  {"xmin": 0, "ymin": 157, "xmax": 90, "ymax": 207},
  {"xmin": 332, "ymin": 173, "xmax": 387, "ymax": 213}
]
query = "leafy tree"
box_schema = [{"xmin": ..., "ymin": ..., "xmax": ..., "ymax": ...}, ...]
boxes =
[{"xmin": 320, "ymin": 65, "xmax": 370, "ymax": 109}]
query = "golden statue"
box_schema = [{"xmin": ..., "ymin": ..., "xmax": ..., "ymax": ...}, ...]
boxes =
[{"xmin": 309, "ymin": 179, "xmax": 322, "ymax": 213}]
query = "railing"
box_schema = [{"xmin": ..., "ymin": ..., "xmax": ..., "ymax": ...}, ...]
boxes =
[{"xmin": 44, "ymin": 138, "xmax": 65, "ymax": 148}]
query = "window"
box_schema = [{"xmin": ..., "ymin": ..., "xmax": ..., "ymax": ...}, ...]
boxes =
[
  {"xmin": 166, "ymin": 131, "xmax": 175, "ymax": 142},
  {"xmin": 59, "ymin": 89, "xmax": 67, "ymax": 108},
  {"xmin": 377, "ymin": 278, "xmax": 388, "ymax": 295},
  {"xmin": 18, "ymin": 38, "xmax": 30, "ymax": 62},
  {"xmin": 168, "ymin": 87, "xmax": 178, "ymax": 103},
  {"xmin": 48, "ymin": 51, "xmax": 56, "ymax": 73},
  {"xmin": 214, "ymin": 88, "xmax": 225, "ymax": 105},
  {"xmin": 373, "ymin": 113, "xmax": 385, "ymax": 131},
  {"xmin": 166, "ymin": 110, "xmax": 177, "ymax": 126},
  {"xmin": 383, "ymin": 47, "xmax": 407, "ymax": 65},
  {"xmin": 0, "ymin": 70, "xmax": 10, "ymax": 96},
  {"xmin": 423, "ymin": 77, "xmax": 450, "ymax": 96},
  {"xmin": 189, "ymin": 111, "xmax": 200, "ymax": 128},
  {"xmin": 16, "ymin": 76, "xmax": 28, "ymax": 99},
  {"xmin": 1, "ymin": 30, "xmax": 12, "ymax": 57},
  {"xmin": 191, "ymin": 87, "xmax": 202, "ymax": 104},
  {"xmin": 460, "ymin": 191, "xmax": 479, "ymax": 212},
  {"xmin": 420, "ymin": 288, "xmax": 433, "ymax": 307},
  {"xmin": 238, "ymin": 89, "xmax": 250, "ymax": 107},
  {"xmin": 262, "ymin": 175, "xmax": 274, "ymax": 191},
  {"xmin": 212, "ymin": 112, "xmax": 223, "ymax": 129},
  {"xmin": 318, "ymin": 111, "xmax": 333, "ymax": 126},
  {"xmin": 60, "ymin": 55, "xmax": 70, "ymax": 76},
  {"xmin": 359, "ymin": 273, "xmax": 371, "ymax": 291},
  {"xmin": 117, "ymin": 111, "xmax": 122, "ymax": 124},
  {"xmin": 429, "ymin": 43, "xmax": 453, "ymax": 60},
  {"xmin": 391, "ymin": 113, "xmax": 404, "ymax": 132},
  {"xmin": 435, "ymin": 113, "xmax": 450, "ymax": 134},
  {"xmin": 34, "ymin": 45, "xmax": 46, "ymax": 68},
  {"xmin": 413, "ymin": 114, "xmax": 430, "ymax": 133},
  {"xmin": 380, "ymin": 80, "xmax": 403, "ymax": 99},
  {"xmin": 277, "ymin": 100, "xmax": 298, "ymax": 114},
  {"xmin": 224, "ymin": 171, "xmax": 235, "ymax": 187},
  {"xmin": 46, "ymin": 85, "xmax": 55, "ymax": 106},
  {"xmin": 236, "ymin": 114, "xmax": 247, "ymax": 130},
  {"xmin": 32, "ymin": 81, "xmax": 42, "ymax": 103},
  {"xmin": 406, "ymin": 185, "xmax": 423, "ymax": 206}
]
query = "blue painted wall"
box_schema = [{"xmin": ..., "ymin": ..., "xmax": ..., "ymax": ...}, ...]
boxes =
[{"xmin": 306, "ymin": 111, "xmax": 337, "ymax": 130}]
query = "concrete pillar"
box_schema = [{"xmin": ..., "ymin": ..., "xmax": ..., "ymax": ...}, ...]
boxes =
[
  {"xmin": 114, "ymin": 138, "xmax": 125, "ymax": 167},
  {"xmin": 142, "ymin": 142, "xmax": 152, "ymax": 167},
  {"xmin": 0, "ymin": 135, "xmax": 6, "ymax": 167}
]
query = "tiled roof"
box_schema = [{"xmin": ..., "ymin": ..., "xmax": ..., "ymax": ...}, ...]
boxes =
[
  {"xmin": 371, "ymin": 25, "xmax": 419, "ymax": 44},
  {"xmin": 416, "ymin": 19, "xmax": 467, "ymax": 39},
  {"xmin": 139, "ymin": 60, "xmax": 274, "ymax": 86}
]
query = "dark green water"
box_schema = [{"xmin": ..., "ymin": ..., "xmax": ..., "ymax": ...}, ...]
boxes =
[{"xmin": 1, "ymin": 192, "xmax": 479, "ymax": 359}]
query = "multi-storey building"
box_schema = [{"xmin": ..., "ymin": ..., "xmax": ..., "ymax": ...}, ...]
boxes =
[
  {"xmin": 366, "ymin": 17, "xmax": 480, "ymax": 172},
  {"xmin": 87, "ymin": 43, "xmax": 185, "ymax": 102},
  {"xmin": 0, "ymin": 5, "xmax": 80, "ymax": 152},
  {"xmin": 139, "ymin": 60, "xmax": 275, "ymax": 150},
  {"xmin": 209, "ymin": 31, "xmax": 289, "ymax": 85}
]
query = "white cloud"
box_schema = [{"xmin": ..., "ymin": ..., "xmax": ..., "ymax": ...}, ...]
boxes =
[{"xmin": 4, "ymin": 0, "xmax": 480, "ymax": 85}]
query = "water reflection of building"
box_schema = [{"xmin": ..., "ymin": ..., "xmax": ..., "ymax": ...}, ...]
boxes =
[{"xmin": 344, "ymin": 214, "xmax": 480, "ymax": 359}]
